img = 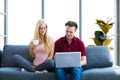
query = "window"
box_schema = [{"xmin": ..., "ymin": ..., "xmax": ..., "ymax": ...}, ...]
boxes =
[
  {"xmin": 6, "ymin": 0, "xmax": 116, "ymax": 64},
  {"xmin": 8, "ymin": 0, "xmax": 41, "ymax": 45},
  {"xmin": 82, "ymin": 0, "xmax": 116, "ymax": 64},
  {"xmin": 44, "ymin": 0, "xmax": 79, "ymax": 41},
  {"xmin": 8, "ymin": 0, "xmax": 79, "ymax": 44},
  {"xmin": 0, "ymin": 0, "xmax": 4, "ymax": 49}
]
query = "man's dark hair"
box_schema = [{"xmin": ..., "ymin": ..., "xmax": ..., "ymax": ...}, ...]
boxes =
[{"xmin": 65, "ymin": 21, "xmax": 78, "ymax": 29}]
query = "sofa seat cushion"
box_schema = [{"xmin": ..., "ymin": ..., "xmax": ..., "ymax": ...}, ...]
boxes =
[
  {"xmin": 0, "ymin": 69, "xmax": 56, "ymax": 80},
  {"xmin": 82, "ymin": 67, "xmax": 120, "ymax": 80},
  {"xmin": 0, "ymin": 67, "xmax": 21, "ymax": 72},
  {"xmin": 0, "ymin": 67, "xmax": 120, "ymax": 80}
]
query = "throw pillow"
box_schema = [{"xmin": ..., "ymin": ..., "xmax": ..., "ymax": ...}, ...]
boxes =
[{"xmin": 83, "ymin": 46, "xmax": 113, "ymax": 70}]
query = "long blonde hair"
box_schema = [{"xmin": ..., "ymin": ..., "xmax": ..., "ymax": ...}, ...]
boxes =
[{"xmin": 33, "ymin": 20, "xmax": 50, "ymax": 53}]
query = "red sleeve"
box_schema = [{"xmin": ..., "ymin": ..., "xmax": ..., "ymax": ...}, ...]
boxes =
[{"xmin": 79, "ymin": 40, "xmax": 86, "ymax": 56}]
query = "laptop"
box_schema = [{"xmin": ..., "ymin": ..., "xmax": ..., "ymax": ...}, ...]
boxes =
[{"xmin": 55, "ymin": 52, "xmax": 81, "ymax": 68}]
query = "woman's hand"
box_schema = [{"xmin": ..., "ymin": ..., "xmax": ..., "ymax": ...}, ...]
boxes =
[
  {"xmin": 29, "ymin": 41, "xmax": 36, "ymax": 59},
  {"xmin": 29, "ymin": 41, "xmax": 37, "ymax": 49}
]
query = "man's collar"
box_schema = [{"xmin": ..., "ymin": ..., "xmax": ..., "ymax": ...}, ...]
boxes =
[{"xmin": 63, "ymin": 36, "xmax": 75, "ymax": 42}]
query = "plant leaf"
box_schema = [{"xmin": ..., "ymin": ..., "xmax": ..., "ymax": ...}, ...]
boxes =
[
  {"xmin": 87, "ymin": 45, "xmax": 96, "ymax": 47},
  {"xmin": 103, "ymin": 39, "xmax": 112, "ymax": 46},
  {"xmin": 109, "ymin": 47, "xmax": 114, "ymax": 50},
  {"xmin": 96, "ymin": 19, "xmax": 106, "ymax": 24},
  {"xmin": 93, "ymin": 37, "xmax": 103, "ymax": 46},
  {"xmin": 105, "ymin": 24, "xmax": 112, "ymax": 33},
  {"xmin": 96, "ymin": 19, "xmax": 113, "ymax": 34},
  {"xmin": 109, "ymin": 22, "xmax": 114, "ymax": 25},
  {"xmin": 95, "ymin": 31, "xmax": 106, "ymax": 42}
]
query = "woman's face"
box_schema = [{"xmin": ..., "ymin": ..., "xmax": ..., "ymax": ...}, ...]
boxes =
[{"xmin": 39, "ymin": 23, "xmax": 47, "ymax": 36}]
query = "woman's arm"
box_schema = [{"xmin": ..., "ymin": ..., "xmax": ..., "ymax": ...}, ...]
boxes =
[
  {"xmin": 47, "ymin": 42, "xmax": 54, "ymax": 59},
  {"xmin": 29, "ymin": 42, "xmax": 35, "ymax": 60}
]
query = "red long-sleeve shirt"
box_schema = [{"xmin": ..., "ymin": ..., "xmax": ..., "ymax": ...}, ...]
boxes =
[{"xmin": 54, "ymin": 36, "xmax": 86, "ymax": 56}]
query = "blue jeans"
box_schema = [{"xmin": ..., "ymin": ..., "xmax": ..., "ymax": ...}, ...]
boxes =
[
  {"xmin": 13, "ymin": 54, "xmax": 54, "ymax": 72},
  {"xmin": 55, "ymin": 67, "xmax": 83, "ymax": 80}
]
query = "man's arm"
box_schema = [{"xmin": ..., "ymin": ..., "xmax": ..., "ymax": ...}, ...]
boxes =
[{"xmin": 81, "ymin": 56, "xmax": 87, "ymax": 66}]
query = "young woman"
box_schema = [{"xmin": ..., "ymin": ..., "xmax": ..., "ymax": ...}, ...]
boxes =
[{"xmin": 13, "ymin": 19, "xmax": 55, "ymax": 73}]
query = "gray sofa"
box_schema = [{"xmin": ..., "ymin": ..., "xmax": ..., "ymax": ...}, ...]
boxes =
[{"xmin": 0, "ymin": 45, "xmax": 120, "ymax": 80}]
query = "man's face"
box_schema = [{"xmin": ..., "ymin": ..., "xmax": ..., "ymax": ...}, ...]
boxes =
[{"xmin": 65, "ymin": 26, "xmax": 76, "ymax": 40}]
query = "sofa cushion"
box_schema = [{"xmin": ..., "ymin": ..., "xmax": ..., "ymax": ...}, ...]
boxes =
[
  {"xmin": 83, "ymin": 46, "xmax": 113, "ymax": 70},
  {"xmin": 82, "ymin": 67, "xmax": 120, "ymax": 80},
  {"xmin": 0, "ymin": 67, "xmax": 21, "ymax": 71},
  {"xmin": 1, "ymin": 45, "xmax": 32, "ymax": 67}
]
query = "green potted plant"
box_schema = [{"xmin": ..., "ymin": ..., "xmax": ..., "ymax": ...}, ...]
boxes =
[{"xmin": 90, "ymin": 17, "xmax": 114, "ymax": 50}]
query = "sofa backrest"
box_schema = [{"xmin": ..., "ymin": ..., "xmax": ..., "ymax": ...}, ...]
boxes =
[
  {"xmin": 1, "ymin": 45, "xmax": 33, "ymax": 67},
  {"xmin": 0, "ymin": 45, "xmax": 113, "ymax": 69}
]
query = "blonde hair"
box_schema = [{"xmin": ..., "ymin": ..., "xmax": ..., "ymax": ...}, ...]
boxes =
[{"xmin": 33, "ymin": 20, "xmax": 50, "ymax": 53}]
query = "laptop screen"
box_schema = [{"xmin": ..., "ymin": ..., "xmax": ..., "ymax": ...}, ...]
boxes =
[{"xmin": 55, "ymin": 52, "xmax": 81, "ymax": 68}]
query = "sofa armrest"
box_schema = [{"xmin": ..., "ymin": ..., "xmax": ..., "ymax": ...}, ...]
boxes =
[{"xmin": 0, "ymin": 50, "xmax": 2, "ymax": 67}]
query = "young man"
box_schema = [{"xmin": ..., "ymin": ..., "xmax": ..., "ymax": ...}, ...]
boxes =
[{"xmin": 54, "ymin": 21, "xmax": 87, "ymax": 80}]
